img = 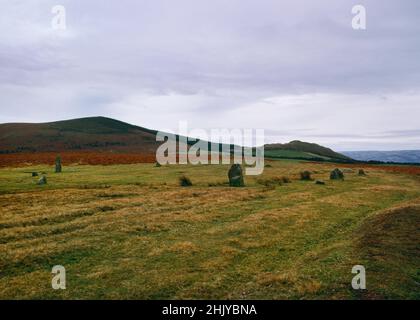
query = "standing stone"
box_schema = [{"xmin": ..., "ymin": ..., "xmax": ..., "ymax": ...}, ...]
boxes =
[
  {"xmin": 330, "ymin": 168, "xmax": 344, "ymax": 180},
  {"xmin": 228, "ymin": 164, "xmax": 245, "ymax": 187},
  {"xmin": 300, "ymin": 171, "xmax": 312, "ymax": 181},
  {"xmin": 32, "ymin": 172, "xmax": 38, "ymax": 177},
  {"xmin": 55, "ymin": 155, "xmax": 62, "ymax": 173},
  {"xmin": 358, "ymin": 169, "xmax": 366, "ymax": 176},
  {"xmin": 37, "ymin": 176, "xmax": 47, "ymax": 185}
]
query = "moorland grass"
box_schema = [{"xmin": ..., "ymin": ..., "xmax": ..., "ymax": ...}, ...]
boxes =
[{"xmin": 0, "ymin": 159, "xmax": 419, "ymax": 299}]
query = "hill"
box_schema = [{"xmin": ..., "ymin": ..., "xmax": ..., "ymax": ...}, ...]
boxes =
[
  {"xmin": 0, "ymin": 117, "xmax": 352, "ymax": 163},
  {"xmin": 264, "ymin": 140, "xmax": 352, "ymax": 162},
  {"xmin": 0, "ymin": 117, "xmax": 159, "ymax": 154}
]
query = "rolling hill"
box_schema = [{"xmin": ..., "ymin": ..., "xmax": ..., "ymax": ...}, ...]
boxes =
[
  {"xmin": 0, "ymin": 116, "xmax": 352, "ymax": 163},
  {"xmin": 264, "ymin": 140, "xmax": 352, "ymax": 162},
  {"xmin": 0, "ymin": 117, "xmax": 159, "ymax": 154}
]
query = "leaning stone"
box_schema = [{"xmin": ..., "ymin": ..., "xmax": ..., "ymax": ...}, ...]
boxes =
[
  {"xmin": 228, "ymin": 164, "xmax": 245, "ymax": 187},
  {"xmin": 330, "ymin": 168, "xmax": 344, "ymax": 180},
  {"xmin": 37, "ymin": 176, "xmax": 47, "ymax": 185}
]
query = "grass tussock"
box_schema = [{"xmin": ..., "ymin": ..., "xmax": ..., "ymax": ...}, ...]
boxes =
[
  {"xmin": 300, "ymin": 171, "xmax": 312, "ymax": 181},
  {"xmin": 257, "ymin": 176, "xmax": 291, "ymax": 187},
  {"xmin": 170, "ymin": 241, "xmax": 199, "ymax": 254},
  {"xmin": 208, "ymin": 181, "xmax": 228, "ymax": 187}
]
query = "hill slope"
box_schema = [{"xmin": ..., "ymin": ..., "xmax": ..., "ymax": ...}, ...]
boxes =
[
  {"xmin": 0, "ymin": 117, "xmax": 159, "ymax": 153},
  {"xmin": 265, "ymin": 140, "xmax": 351, "ymax": 162},
  {"xmin": 0, "ymin": 117, "xmax": 352, "ymax": 163}
]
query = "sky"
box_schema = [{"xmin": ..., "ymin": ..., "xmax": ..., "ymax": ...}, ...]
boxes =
[{"xmin": 0, "ymin": 0, "xmax": 419, "ymax": 151}]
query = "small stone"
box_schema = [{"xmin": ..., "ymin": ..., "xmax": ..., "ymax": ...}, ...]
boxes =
[
  {"xmin": 179, "ymin": 175, "xmax": 192, "ymax": 187},
  {"xmin": 315, "ymin": 180, "xmax": 325, "ymax": 185}
]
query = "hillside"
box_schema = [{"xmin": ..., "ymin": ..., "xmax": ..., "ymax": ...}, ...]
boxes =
[
  {"xmin": 0, "ymin": 117, "xmax": 159, "ymax": 154},
  {"xmin": 265, "ymin": 140, "xmax": 352, "ymax": 162},
  {"xmin": 0, "ymin": 117, "xmax": 352, "ymax": 163}
]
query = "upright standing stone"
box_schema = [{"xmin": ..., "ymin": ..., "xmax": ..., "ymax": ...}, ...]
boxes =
[
  {"xmin": 228, "ymin": 164, "xmax": 244, "ymax": 187},
  {"xmin": 55, "ymin": 155, "xmax": 62, "ymax": 173}
]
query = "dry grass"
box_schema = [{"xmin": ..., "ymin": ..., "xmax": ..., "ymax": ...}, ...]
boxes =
[
  {"xmin": 0, "ymin": 159, "xmax": 419, "ymax": 299},
  {"xmin": 353, "ymin": 203, "xmax": 420, "ymax": 299}
]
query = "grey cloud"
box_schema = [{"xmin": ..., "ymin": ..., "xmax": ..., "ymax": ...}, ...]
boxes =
[{"xmin": 0, "ymin": 0, "xmax": 419, "ymax": 150}]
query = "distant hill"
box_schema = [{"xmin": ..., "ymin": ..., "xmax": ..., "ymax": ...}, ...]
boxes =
[
  {"xmin": 0, "ymin": 117, "xmax": 159, "ymax": 153},
  {"xmin": 0, "ymin": 117, "xmax": 352, "ymax": 163},
  {"xmin": 342, "ymin": 150, "xmax": 420, "ymax": 164},
  {"xmin": 264, "ymin": 140, "xmax": 352, "ymax": 162}
]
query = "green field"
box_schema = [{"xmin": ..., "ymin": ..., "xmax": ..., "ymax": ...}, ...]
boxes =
[
  {"xmin": 264, "ymin": 149, "xmax": 331, "ymax": 160},
  {"xmin": 0, "ymin": 160, "xmax": 419, "ymax": 299}
]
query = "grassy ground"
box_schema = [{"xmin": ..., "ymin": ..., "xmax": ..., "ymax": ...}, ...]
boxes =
[
  {"xmin": 0, "ymin": 160, "xmax": 419, "ymax": 299},
  {"xmin": 264, "ymin": 149, "xmax": 331, "ymax": 160}
]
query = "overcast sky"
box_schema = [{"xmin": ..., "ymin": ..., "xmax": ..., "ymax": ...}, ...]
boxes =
[{"xmin": 1, "ymin": 0, "xmax": 419, "ymax": 151}]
